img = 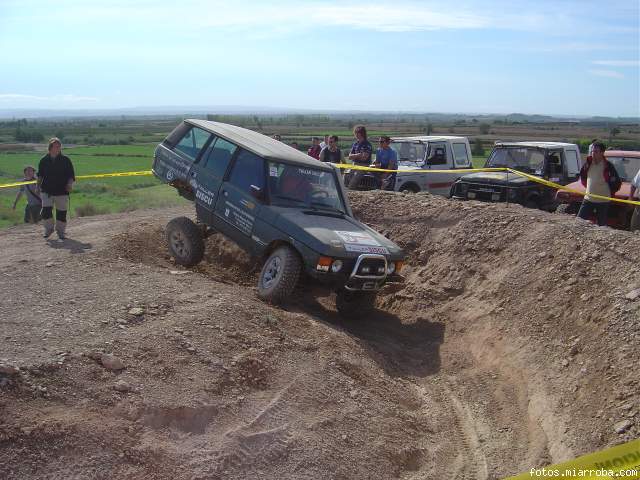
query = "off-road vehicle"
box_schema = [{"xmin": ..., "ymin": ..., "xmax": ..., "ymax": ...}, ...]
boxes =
[
  {"xmin": 555, "ymin": 149, "xmax": 640, "ymax": 229},
  {"xmin": 345, "ymin": 136, "xmax": 473, "ymax": 196},
  {"xmin": 152, "ymin": 120, "xmax": 406, "ymax": 317},
  {"xmin": 450, "ymin": 142, "xmax": 581, "ymax": 211}
]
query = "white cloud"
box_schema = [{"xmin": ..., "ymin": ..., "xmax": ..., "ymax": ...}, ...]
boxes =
[
  {"xmin": 592, "ymin": 60, "xmax": 640, "ymax": 67},
  {"xmin": 588, "ymin": 69, "xmax": 625, "ymax": 79}
]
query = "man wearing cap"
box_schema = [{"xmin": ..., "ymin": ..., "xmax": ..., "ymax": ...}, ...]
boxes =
[{"xmin": 38, "ymin": 138, "xmax": 75, "ymax": 239}]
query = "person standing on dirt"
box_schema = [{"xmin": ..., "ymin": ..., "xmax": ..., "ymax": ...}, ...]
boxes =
[
  {"xmin": 374, "ymin": 136, "xmax": 398, "ymax": 191},
  {"xmin": 12, "ymin": 166, "xmax": 42, "ymax": 223},
  {"xmin": 629, "ymin": 168, "xmax": 640, "ymax": 231},
  {"xmin": 347, "ymin": 125, "xmax": 373, "ymax": 188},
  {"xmin": 307, "ymin": 137, "xmax": 322, "ymax": 160},
  {"xmin": 319, "ymin": 135, "xmax": 344, "ymax": 164},
  {"xmin": 38, "ymin": 138, "xmax": 75, "ymax": 240},
  {"xmin": 588, "ymin": 138, "xmax": 597, "ymax": 156},
  {"xmin": 577, "ymin": 141, "xmax": 621, "ymax": 227},
  {"xmin": 319, "ymin": 134, "xmax": 329, "ymax": 150}
]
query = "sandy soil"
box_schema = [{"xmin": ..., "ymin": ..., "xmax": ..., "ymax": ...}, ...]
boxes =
[{"xmin": 0, "ymin": 191, "xmax": 638, "ymax": 480}]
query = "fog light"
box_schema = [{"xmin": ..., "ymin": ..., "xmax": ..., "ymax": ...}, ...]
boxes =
[
  {"xmin": 377, "ymin": 266, "xmax": 385, "ymax": 274},
  {"xmin": 361, "ymin": 266, "xmax": 371, "ymax": 274},
  {"xmin": 395, "ymin": 261, "xmax": 404, "ymax": 273},
  {"xmin": 331, "ymin": 260, "xmax": 343, "ymax": 273},
  {"xmin": 387, "ymin": 262, "xmax": 396, "ymax": 274}
]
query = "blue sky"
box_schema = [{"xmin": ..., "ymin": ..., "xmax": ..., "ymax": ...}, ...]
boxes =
[{"xmin": 0, "ymin": 0, "xmax": 638, "ymax": 116}]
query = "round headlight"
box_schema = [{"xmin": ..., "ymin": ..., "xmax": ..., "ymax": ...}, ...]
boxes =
[
  {"xmin": 387, "ymin": 262, "xmax": 396, "ymax": 274},
  {"xmin": 331, "ymin": 260, "xmax": 343, "ymax": 273}
]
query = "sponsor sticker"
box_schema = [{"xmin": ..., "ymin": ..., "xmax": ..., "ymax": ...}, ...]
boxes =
[{"xmin": 344, "ymin": 244, "xmax": 389, "ymax": 255}]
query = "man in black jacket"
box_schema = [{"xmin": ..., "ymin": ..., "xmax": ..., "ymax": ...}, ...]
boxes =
[{"xmin": 38, "ymin": 138, "xmax": 75, "ymax": 239}]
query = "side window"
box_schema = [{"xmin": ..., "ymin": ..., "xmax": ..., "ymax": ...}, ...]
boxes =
[
  {"xmin": 203, "ymin": 137, "xmax": 237, "ymax": 177},
  {"xmin": 452, "ymin": 143, "xmax": 469, "ymax": 167},
  {"xmin": 227, "ymin": 150, "xmax": 265, "ymax": 194},
  {"xmin": 174, "ymin": 127, "xmax": 211, "ymax": 160},
  {"xmin": 565, "ymin": 150, "xmax": 580, "ymax": 176},
  {"xmin": 427, "ymin": 142, "xmax": 448, "ymax": 165}
]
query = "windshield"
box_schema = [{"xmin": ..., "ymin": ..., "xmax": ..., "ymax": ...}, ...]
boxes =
[
  {"xmin": 486, "ymin": 147, "xmax": 546, "ymax": 174},
  {"xmin": 607, "ymin": 156, "xmax": 640, "ymax": 182},
  {"xmin": 268, "ymin": 162, "xmax": 346, "ymax": 213},
  {"xmin": 393, "ymin": 142, "xmax": 426, "ymax": 166}
]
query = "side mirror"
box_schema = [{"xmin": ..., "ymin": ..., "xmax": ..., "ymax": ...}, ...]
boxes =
[{"xmin": 250, "ymin": 185, "xmax": 264, "ymax": 201}]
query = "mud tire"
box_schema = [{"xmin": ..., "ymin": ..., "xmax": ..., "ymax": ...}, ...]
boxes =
[
  {"xmin": 257, "ymin": 246, "xmax": 302, "ymax": 305},
  {"xmin": 166, "ymin": 217, "xmax": 205, "ymax": 267}
]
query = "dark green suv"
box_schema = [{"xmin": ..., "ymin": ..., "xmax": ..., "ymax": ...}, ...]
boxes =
[{"xmin": 152, "ymin": 120, "xmax": 405, "ymax": 316}]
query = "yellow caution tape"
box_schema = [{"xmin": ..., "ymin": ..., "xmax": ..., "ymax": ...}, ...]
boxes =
[
  {"xmin": 2, "ymin": 165, "xmax": 638, "ymax": 207},
  {"xmin": 335, "ymin": 163, "xmax": 640, "ymax": 207},
  {"xmin": 506, "ymin": 438, "xmax": 640, "ymax": 479},
  {"xmin": 0, "ymin": 171, "xmax": 153, "ymax": 189}
]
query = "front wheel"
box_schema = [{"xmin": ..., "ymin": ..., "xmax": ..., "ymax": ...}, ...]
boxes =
[
  {"xmin": 166, "ymin": 217, "xmax": 205, "ymax": 266},
  {"xmin": 257, "ymin": 246, "xmax": 302, "ymax": 304},
  {"xmin": 336, "ymin": 289, "xmax": 377, "ymax": 319}
]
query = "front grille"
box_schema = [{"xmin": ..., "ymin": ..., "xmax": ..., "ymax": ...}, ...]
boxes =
[
  {"xmin": 356, "ymin": 258, "xmax": 386, "ymax": 277},
  {"xmin": 467, "ymin": 183, "xmax": 506, "ymax": 201}
]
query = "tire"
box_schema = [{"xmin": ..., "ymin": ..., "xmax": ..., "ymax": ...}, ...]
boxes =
[
  {"xmin": 165, "ymin": 217, "xmax": 205, "ymax": 267},
  {"xmin": 524, "ymin": 199, "xmax": 539, "ymax": 210},
  {"xmin": 400, "ymin": 183, "xmax": 419, "ymax": 194},
  {"xmin": 336, "ymin": 289, "xmax": 377, "ymax": 319},
  {"xmin": 257, "ymin": 246, "xmax": 302, "ymax": 304},
  {"xmin": 556, "ymin": 203, "xmax": 579, "ymax": 216}
]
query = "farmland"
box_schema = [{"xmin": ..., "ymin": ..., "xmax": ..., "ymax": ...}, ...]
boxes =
[{"xmin": 1, "ymin": 113, "xmax": 638, "ymax": 228}]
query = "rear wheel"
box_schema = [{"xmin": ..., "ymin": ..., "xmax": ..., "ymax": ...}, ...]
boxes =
[
  {"xmin": 257, "ymin": 246, "xmax": 302, "ymax": 304},
  {"xmin": 336, "ymin": 289, "xmax": 377, "ymax": 319},
  {"xmin": 524, "ymin": 199, "xmax": 540, "ymax": 210},
  {"xmin": 556, "ymin": 203, "xmax": 579, "ymax": 216},
  {"xmin": 400, "ymin": 183, "xmax": 419, "ymax": 194},
  {"xmin": 166, "ymin": 217, "xmax": 205, "ymax": 266}
]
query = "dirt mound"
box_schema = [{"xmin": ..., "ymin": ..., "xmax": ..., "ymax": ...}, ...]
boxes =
[{"xmin": 1, "ymin": 194, "xmax": 638, "ymax": 479}]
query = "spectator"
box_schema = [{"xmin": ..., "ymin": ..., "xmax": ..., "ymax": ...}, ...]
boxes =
[
  {"xmin": 374, "ymin": 136, "xmax": 398, "ymax": 191},
  {"xmin": 290, "ymin": 142, "xmax": 299, "ymax": 150},
  {"xmin": 307, "ymin": 137, "xmax": 321, "ymax": 159},
  {"xmin": 630, "ymin": 168, "xmax": 640, "ymax": 232},
  {"xmin": 347, "ymin": 125, "xmax": 373, "ymax": 188},
  {"xmin": 588, "ymin": 138, "xmax": 597, "ymax": 156},
  {"xmin": 319, "ymin": 135, "xmax": 344, "ymax": 164},
  {"xmin": 319, "ymin": 135, "xmax": 329, "ymax": 150},
  {"xmin": 38, "ymin": 137, "xmax": 75, "ymax": 239},
  {"xmin": 12, "ymin": 166, "xmax": 42, "ymax": 223},
  {"xmin": 577, "ymin": 141, "xmax": 621, "ymax": 226}
]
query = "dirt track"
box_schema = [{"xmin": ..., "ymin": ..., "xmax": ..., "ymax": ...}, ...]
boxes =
[{"xmin": 1, "ymin": 191, "xmax": 638, "ymax": 480}]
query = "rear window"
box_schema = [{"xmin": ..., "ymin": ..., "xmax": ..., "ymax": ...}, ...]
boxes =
[{"xmin": 174, "ymin": 127, "xmax": 211, "ymax": 160}]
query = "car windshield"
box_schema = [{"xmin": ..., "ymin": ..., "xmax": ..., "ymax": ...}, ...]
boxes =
[
  {"xmin": 268, "ymin": 162, "xmax": 346, "ymax": 213},
  {"xmin": 393, "ymin": 142, "xmax": 426, "ymax": 166},
  {"xmin": 607, "ymin": 156, "xmax": 640, "ymax": 182},
  {"xmin": 486, "ymin": 147, "xmax": 546, "ymax": 174}
]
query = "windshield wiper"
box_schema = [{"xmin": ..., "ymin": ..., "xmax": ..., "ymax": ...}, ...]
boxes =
[{"xmin": 309, "ymin": 202, "xmax": 345, "ymax": 215}]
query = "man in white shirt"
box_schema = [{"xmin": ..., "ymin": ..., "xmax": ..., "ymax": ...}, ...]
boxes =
[
  {"xmin": 630, "ymin": 169, "xmax": 640, "ymax": 231},
  {"xmin": 577, "ymin": 142, "xmax": 621, "ymax": 226}
]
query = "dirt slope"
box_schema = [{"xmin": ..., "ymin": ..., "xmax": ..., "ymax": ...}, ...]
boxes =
[{"xmin": 0, "ymin": 192, "xmax": 638, "ymax": 480}]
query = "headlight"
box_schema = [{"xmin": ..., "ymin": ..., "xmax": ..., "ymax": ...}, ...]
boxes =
[
  {"xmin": 387, "ymin": 262, "xmax": 396, "ymax": 274},
  {"xmin": 458, "ymin": 183, "xmax": 469, "ymax": 194},
  {"xmin": 331, "ymin": 259, "xmax": 343, "ymax": 273}
]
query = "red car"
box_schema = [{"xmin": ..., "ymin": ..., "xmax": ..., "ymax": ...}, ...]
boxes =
[{"xmin": 555, "ymin": 150, "xmax": 640, "ymax": 229}]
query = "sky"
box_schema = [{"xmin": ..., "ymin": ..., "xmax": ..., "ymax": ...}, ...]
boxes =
[{"xmin": 0, "ymin": 0, "xmax": 639, "ymax": 117}]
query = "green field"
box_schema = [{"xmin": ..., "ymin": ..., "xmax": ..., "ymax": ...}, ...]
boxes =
[{"xmin": 0, "ymin": 146, "xmax": 188, "ymax": 229}]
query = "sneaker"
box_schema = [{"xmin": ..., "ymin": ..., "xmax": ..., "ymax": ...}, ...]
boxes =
[
  {"xmin": 44, "ymin": 230, "xmax": 54, "ymax": 239},
  {"xmin": 57, "ymin": 232, "xmax": 66, "ymax": 240}
]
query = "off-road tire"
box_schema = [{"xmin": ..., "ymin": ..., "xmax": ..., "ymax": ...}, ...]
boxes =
[
  {"xmin": 400, "ymin": 183, "xmax": 420, "ymax": 194},
  {"xmin": 336, "ymin": 289, "xmax": 377, "ymax": 319},
  {"xmin": 524, "ymin": 199, "xmax": 540, "ymax": 210},
  {"xmin": 556, "ymin": 203, "xmax": 579, "ymax": 216},
  {"xmin": 257, "ymin": 246, "xmax": 302, "ymax": 305},
  {"xmin": 166, "ymin": 217, "xmax": 205, "ymax": 267}
]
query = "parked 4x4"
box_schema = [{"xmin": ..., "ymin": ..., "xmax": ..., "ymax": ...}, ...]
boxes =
[
  {"xmin": 152, "ymin": 120, "xmax": 406, "ymax": 317},
  {"xmin": 345, "ymin": 136, "xmax": 473, "ymax": 196},
  {"xmin": 451, "ymin": 142, "xmax": 581, "ymax": 211},
  {"xmin": 556, "ymin": 150, "xmax": 640, "ymax": 229}
]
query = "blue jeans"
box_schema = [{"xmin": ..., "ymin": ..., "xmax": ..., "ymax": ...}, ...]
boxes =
[{"xmin": 577, "ymin": 200, "xmax": 609, "ymax": 226}]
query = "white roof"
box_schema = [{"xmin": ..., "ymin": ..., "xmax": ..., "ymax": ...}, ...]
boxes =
[
  {"xmin": 390, "ymin": 135, "xmax": 468, "ymax": 142},
  {"xmin": 494, "ymin": 141, "xmax": 577, "ymax": 149}
]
